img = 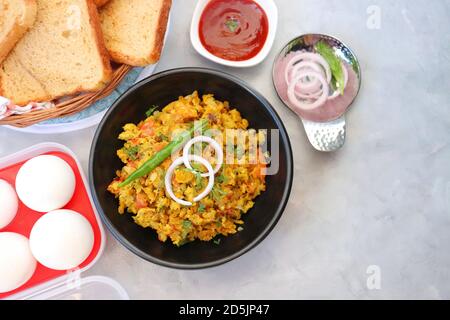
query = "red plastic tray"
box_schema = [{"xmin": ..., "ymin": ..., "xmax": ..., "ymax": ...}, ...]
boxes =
[{"xmin": 0, "ymin": 149, "xmax": 103, "ymax": 299}]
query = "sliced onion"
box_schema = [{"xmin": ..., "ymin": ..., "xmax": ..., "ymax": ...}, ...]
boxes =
[
  {"xmin": 284, "ymin": 52, "xmax": 332, "ymax": 87},
  {"xmin": 165, "ymin": 155, "xmax": 215, "ymax": 206},
  {"xmin": 280, "ymin": 50, "xmax": 350, "ymax": 113},
  {"xmin": 290, "ymin": 61, "xmax": 324, "ymax": 94},
  {"xmin": 295, "ymin": 89, "xmax": 323, "ymax": 100},
  {"xmin": 287, "ymin": 71, "xmax": 330, "ymax": 111},
  {"xmin": 182, "ymin": 136, "xmax": 223, "ymax": 177}
]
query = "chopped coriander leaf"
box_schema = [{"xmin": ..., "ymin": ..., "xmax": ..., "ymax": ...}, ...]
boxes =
[
  {"xmin": 158, "ymin": 133, "xmax": 169, "ymax": 141},
  {"xmin": 191, "ymin": 162, "xmax": 205, "ymax": 174},
  {"xmin": 181, "ymin": 167, "xmax": 194, "ymax": 175},
  {"xmin": 182, "ymin": 167, "xmax": 204, "ymax": 190},
  {"xmin": 213, "ymin": 238, "xmax": 221, "ymax": 245},
  {"xmin": 189, "ymin": 142, "xmax": 210, "ymax": 155},
  {"xmin": 216, "ymin": 173, "xmax": 228, "ymax": 184},
  {"xmin": 125, "ymin": 145, "xmax": 139, "ymax": 160},
  {"xmin": 211, "ymin": 186, "xmax": 227, "ymax": 201},
  {"xmin": 215, "ymin": 220, "xmax": 222, "ymax": 227},
  {"xmin": 145, "ymin": 105, "xmax": 159, "ymax": 117},
  {"xmin": 182, "ymin": 220, "xmax": 192, "ymax": 228},
  {"xmin": 195, "ymin": 173, "xmax": 204, "ymax": 190},
  {"xmin": 157, "ymin": 170, "xmax": 166, "ymax": 189},
  {"xmin": 180, "ymin": 220, "xmax": 193, "ymax": 243},
  {"xmin": 225, "ymin": 19, "xmax": 239, "ymax": 33},
  {"xmin": 198, "ymin": 203, "xmax": 206, "ymax": 212}
]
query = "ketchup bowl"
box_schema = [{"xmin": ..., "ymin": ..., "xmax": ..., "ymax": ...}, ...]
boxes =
[{"xmin": 190, "ymin": 0, "xmax": 278, "ymax": 68}]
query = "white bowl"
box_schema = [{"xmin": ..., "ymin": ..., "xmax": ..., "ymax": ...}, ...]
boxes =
[{"xmin": 190, "ymin": 0, "xmax": 278, "ymax": 68}]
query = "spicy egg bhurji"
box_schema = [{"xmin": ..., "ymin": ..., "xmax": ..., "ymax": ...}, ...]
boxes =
[{"xmin": 108, "ymin": 92, "xmax": 267, "ymax": 246}]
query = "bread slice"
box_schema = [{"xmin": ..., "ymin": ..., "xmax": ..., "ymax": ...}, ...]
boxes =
[
  {"xmin": 0, "ymin": 0, "xmax": 37, "ymax": 64},
  {"xmin": 99, "ymin": 0, "xmax": 171, "ymax": 66},
  {"xmin": 94, "ymin": 0, "xmax": 110, "ymax": 7},
  {"xmin": 0, "ymin": 0, "xmax": 112, "ymax": 105}
]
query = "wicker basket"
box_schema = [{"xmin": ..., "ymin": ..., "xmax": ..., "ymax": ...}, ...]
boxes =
[{"xmin": 0, "ymin": 64, "xmax": 133, "ymax": 128}]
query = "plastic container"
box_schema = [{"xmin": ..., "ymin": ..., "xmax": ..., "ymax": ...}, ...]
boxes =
[
  {"xmin": 16, "ymin": 276, "xmax": 129, "ymax": 300},
  {"xmin": 0, "ymin": 143, "xmax": 128, "ymax": 300}
]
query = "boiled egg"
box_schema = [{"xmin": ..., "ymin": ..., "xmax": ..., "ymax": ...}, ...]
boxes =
[
  {"xmin": 15, "ymin": 155, "xmax": 76, "ymax": 212},
  {"xmin": 29, "ymin": 209, "xmax": 94, "ymax": 270},
  {"xmin": 0, "ymin": 232, "xmax": 37, "ymax": 293},
  {"xmin": 0, "ymin": 179, "xmax": 18, "ymax": 229}
]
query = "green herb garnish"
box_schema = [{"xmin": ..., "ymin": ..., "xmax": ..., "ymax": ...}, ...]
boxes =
[
  {"xmin": 225, "ymin": 19, "xmax": 239, "ymax": 32},
  {"xmin": 182, "ymin": 219, "xmax": 192, "ymax": 229},
  {"xmin": 315, "ymin": 41, "xmax": 345, "ymax": 95},
  {"xmin": 177, "ymin": 220, "xmax": 193, "ymax": 247},
  {"xmin": 145, "ymin": 105, "xmax": 159, "ymax": 117},
  {"xmin": 157, "ymin": 168, "xmax": 166, "ymax": 189},
  {"xmin": 216, "ymin": 173, "xmax": 228, "ymax": 184},
  {"xmin": 190, "ymin": 162, "xmax": 207, "ymax": 190},
  {"xmin": 125, "ymin": 145, "xmax": 139, "ymax": 160},
  {"xmin": 158, "ymin": 133, "xmax": 169, "ymax": 141},
  {"xmin": 195, "ymin": 173, "xmax": 204, "ymax": 190},
  {"xmin": 211, "ymin": 186, "xmax": 227, "ymax": 201},
  {"xmin": 191, "ymin": 162, "xmax": 205, "ymax": 174},
  {"xmin": 182, "ymin": 167, "xmax": 204, "ymax": 191},
  {"xmin": 198, "ymin": 203, "xmax": 206, "ymax": 212},
  {"xmin": 157, "ymin": 205, "xmax": 166, "ymax": 212},
  {"xmin": 213, "ymin": 238, "xmax": 221, "ymax": 245}
]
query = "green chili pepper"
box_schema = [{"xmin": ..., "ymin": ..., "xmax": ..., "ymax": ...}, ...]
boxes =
[{"xmin": 119, "ymin": 119, "xmax": 208, "ymax": 187}]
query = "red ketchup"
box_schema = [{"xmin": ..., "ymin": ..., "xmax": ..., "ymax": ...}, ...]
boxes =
[{"xmin": 199, "ymin": 0, "xmax": 269, "ymax": 61}]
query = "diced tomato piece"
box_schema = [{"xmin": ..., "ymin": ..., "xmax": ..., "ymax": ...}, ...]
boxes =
[
  {"xmin": 128, "ymin": 161, "xmax": 137, "ymax": 169},
  {"xmin": 141, "ymin": 120, "xmax": 155, "ymax": 136},
  {"xmin": 154, "ymin": 142, "xmax": 167, "ymax": 152},
  {"xmin": 135, "ymin": 193, "xmax": 148, "ymax": 209}
]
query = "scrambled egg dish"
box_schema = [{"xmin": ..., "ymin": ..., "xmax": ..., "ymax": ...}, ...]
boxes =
[{"xmin": 108, "ymin": 91, "xmax": 266, "ymax": 246}]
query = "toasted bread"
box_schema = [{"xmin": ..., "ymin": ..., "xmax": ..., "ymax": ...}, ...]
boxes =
[
  {"xmin": 0, "ymin": 0, "xmax": 37, "ymax": 64},
  {"xmin": 99, "ymin": 0, "xmax": 171, "ymax": 66},
  {"xmin": 0, "ymin": 0, "xmax": 112, "ymax": 105}
]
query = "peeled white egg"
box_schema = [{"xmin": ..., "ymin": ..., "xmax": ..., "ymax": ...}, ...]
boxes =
[
  {"xmin": 0, "ymin": 232, "xmax": 37, "ymax": 293},
  {"xmin": 15, "ymin": 155, "xmax": 76, "ymax": 212},
  {"xmin": 0, "ymin": 179, "xmax": 18, "ymax": 229},
  {"xmin": 29, "ymin": 209, "xmax": 94, "ymax": 270}
]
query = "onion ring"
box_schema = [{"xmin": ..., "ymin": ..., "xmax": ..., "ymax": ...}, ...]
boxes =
[
  {"xmin": 284, "ymin": 52, "xmax": 332, "ymax": 87},
  {"xmin": 165, "ymin": 155, "xmax": 215, "ymax": 206},
  {"xmin": 287, "ymin": 70, "xmax": 330, "ymax": 111},
  {"xmin": 182, "ymin": 136, "xmax": 223, "ymax": 177},
  {"xmin": 289, "ymin": 61, "xmax": 325, "ymax": 94}
]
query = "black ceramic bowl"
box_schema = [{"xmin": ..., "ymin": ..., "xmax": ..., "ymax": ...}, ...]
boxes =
[{"xmin": 89, "ymin": 68, "xmax": 293, "ymax": 269}]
